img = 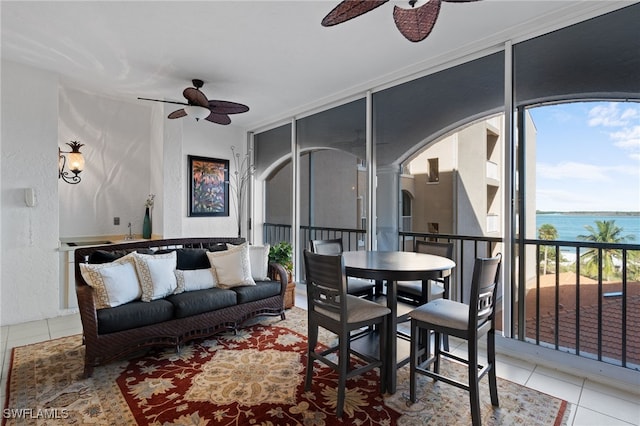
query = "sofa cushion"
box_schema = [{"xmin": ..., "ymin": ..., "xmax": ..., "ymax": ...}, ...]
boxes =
[
  {"xmin": 232, "ymin": 281, "xmax": 281, "ymax": 304},
  {"xmin": 97, "ymin": 299, "xmax": 174, "ymax": 334},
  {"xmin": 166, "ymin": 288, "xmax": 238, "ymax": 319},
  {"xmin": 206, "ymin": 243, "xmax": 256, "ymax": 288},
  {"xmin": 80, "ymin": 253, "xmax": 141, "ymax": 309},
  {"xmin": 155, "ymin": 248, "xmax": 210, "ymax": 270}
]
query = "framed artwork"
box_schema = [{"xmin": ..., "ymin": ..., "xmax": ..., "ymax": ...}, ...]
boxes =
[{"xmin": 188, "ymin": 155, "xmax": 229, "ymax": 217}]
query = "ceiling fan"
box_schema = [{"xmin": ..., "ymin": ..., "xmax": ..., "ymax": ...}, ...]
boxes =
[
  {"xmin": 321, "ymin": 0, "xmax": 480, "ymax": 43},
  {"xmin": 138, "ymin": 79, "xmax": 249, "ymax": 125}
]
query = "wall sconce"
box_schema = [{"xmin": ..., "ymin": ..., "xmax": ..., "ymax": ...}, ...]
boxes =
[{"xmin": 59, "ymin": 141, "xmax": 85, "ymax": 184}]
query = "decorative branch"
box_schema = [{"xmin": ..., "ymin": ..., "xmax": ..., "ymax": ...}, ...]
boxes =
[
  {"xmin": 145, "ymin": 193, "xmax": 155, "ymax": 209},
  {"xmin": 228, "ymin": 146, "xmax": 255, "ymax": 237}
]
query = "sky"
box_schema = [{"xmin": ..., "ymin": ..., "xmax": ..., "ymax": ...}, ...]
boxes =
[{"xmin": 529, "ymin": 101, "xmax": 640, "ymax": 212}]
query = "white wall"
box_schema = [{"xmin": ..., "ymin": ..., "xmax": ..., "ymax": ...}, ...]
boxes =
[
  {"xmin": 58, "ymin": 87, "xmax": 153, "ymax": 238},
  {"xmin": 1, "ymin": 60, "xmax": 246, "ymax": 325},
  {"xmin": 181, "ymin": 121, "xmax": 246, "ymax": 238},
  {"xmin": 1, "ymin": 61, "xmax": 61, "ymax": 324}
]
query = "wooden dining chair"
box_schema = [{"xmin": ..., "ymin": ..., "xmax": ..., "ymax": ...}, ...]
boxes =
[
  {"xmin": 303, "ymin": 249, "xmax": 390, "ymax": 417},
  {"xmin": 408, "ymin": 253, "xmax": 502, "ymax": 426},
  {"xmin": 309, "ymin": 238, "xmax": 376, "ymax": 299},
  {"xmin": 397, "ymin": 240, "xmax": 454, "ymax": 305},
  {"xmin": 397, "ymin": 240, "xmax": 454, "ymax": 350}
]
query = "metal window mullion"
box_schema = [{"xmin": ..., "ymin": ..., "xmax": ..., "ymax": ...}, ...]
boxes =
[
  {"xmin": 622, "ymin": 249, "xmax": 627, "ymax": 367},
  {"xmin": 291, "ymin": 118, "xmax": 300, "ymax": 282},
  {"xmin": 366, "ymin": 90, "xmax": 376, "ymax": 251},
  {"xmin": 517, "ymin": 106, "xmax": 527, "ymax": 342},
  {"xmin": 555, "ymin": 246, "xmax": 560, "ymax": 349},
  {"xmin": 575, "ymin": 246, "xmax": 581, "ymax": 356},
  {"xmin": 503, "ymin": 40, "xmax": 515, "ymax": 339},
  {"xmin": 247, "ymin": 131, "xmax": 255, "ymax": 244}
]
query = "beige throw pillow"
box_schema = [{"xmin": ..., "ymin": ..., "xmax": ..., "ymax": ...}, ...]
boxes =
[
  {"xmin": 79, "ymin": 253, "xmax": 141, "ymax": 309},
  {"xmin": 206, "ymin": 242, "xmax": 256, "ymax": 288},
  {"xmin": 227, "ymin": 243, "xmax": 271, "ymax": 281}
]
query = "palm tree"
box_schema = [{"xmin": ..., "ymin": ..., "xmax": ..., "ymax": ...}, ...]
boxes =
[
  {"xmin": 577, "ymin": 220, "xmax": 635, "ymax": 281},
  {"xmin": 538, "ymin": 224, "xmax": 558, "ymax": 275}
]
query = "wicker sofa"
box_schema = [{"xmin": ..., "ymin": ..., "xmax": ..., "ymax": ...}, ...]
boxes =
[{"xmin": 74, "ymin": 237, "xmax": 288, "ymax": 378}]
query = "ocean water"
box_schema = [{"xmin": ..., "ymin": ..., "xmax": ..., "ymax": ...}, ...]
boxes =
[{"xmin": 536, "ymin": 214, "xmax": 640, "ymax": 243}]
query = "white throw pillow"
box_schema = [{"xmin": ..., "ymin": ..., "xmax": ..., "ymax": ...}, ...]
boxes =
[
  {"xmin": 133, "ymin": 252, "xmax": 178, "ymax": 302},
  {"xmin": 79, "ymin": 253, "xmax": 141, "ymax": 309},
  {"xmin": 227, "ymin": 243, "xmax": 271, "ymax": 281},
  {"xmin": 174, "ymin": 268, "xmax": 217, "ymax": 293},
  {"xmin": 206, "ymin": 242, "xmax": 256, "ymax": 288}
]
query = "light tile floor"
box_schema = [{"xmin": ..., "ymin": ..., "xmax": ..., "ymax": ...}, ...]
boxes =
[{"xmin": 0, "ymin": 284, "xmax": 638, "ymax": 426}]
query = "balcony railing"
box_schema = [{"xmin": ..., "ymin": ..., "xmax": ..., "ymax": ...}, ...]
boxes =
[
  {"xmin": 521, "ymin": 238, "xmax": 639, "ymax": 370},
  {"xmin": 263, "ymin": 222, "xmax": 639, "ymax": 370},
  {"xmin": 264, "ymin": 223, "xmax": 366, "ymax": 253}
]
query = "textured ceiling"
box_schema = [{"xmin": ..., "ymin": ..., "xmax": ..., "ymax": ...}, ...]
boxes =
[{"xmin": 1, "ymin": 1, "xmax": 634, "ymax": 130}]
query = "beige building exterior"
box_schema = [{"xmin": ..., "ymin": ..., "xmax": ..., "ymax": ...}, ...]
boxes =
[
  {"xmin": 400, "ymin": 113, "xmax": 538, "ymax": 301},
  {"xmin": 401, "ymin": 115, "xmax": 506, "ymax": 238}
]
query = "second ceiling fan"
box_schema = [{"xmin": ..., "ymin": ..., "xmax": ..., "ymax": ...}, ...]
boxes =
[
  {"xmin": 138, "ymin": 79, "xmax": 249, "ymax": 125},
  {"xmin": 322, "ymin": 0, "xmax": 480, "ymax": 43}
]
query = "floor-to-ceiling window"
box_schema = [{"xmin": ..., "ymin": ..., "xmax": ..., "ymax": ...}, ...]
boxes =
[
  {"xmin": 510, "ymin": 4, "xmax": 639, "ymax": 369},
  {"xmin": 373, "ymin": 51, "xmax": 506, "ymax": 301},
  {"xmin": 520, "ymin": 101, "xmax": 640, "ymax": 368},
  {"xmin": 296, "ymin": 98, "xmax": 367, "ymax": 252},
  {"xmin": 253, "ymin": 2, "xmax": 639, "ymax": 370},
  {"xmin": 255, "ymin": 123, "xmax": 292, "ymax": 245}
]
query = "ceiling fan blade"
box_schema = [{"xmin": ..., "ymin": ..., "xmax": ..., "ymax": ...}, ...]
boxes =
[
  {"xmin": 183, "ymin": 87, "xmax": 209, "ymax": 107},
  {"xmin": 208, "ymin": 100, "xmax": 250, "ymax": 115},
  {"xmin": 167, "ymin": 109, "xmax": 187, "ymax": 119},
  {"xmin": 205, "ymin": 113, "xmax": 231, "ymax": 125},
  {"xmin": 393, "ymin": 0, "xmax": 441, "ymax": 42},
  {"xmin": 138, "ymin": 97, "xmax": 188, "ymax": 107},
  {"xmin": 322, "ymin": 0, "xmax": 388, "ymax": 26}
]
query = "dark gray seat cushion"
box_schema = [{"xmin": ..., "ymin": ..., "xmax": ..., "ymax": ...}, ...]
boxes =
[
  {"xmin": 166, "ymin": 288, "xmax": 238, "ymax": 319},
  {"xmin": 232, "ymin": 281, "xmax": 281, "ymax": 304},
  {"xmin": 97, "ymin": 299, "xmax": 174, "ymax": 334}
]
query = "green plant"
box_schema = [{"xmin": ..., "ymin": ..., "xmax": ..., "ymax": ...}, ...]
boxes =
[
  {"xmin": 578, "ymin": 220, "xmax": 635, "ymax": 281},
  {"xmin": 268, "ymin": 241, "xmax": 293, "ymax": 272}
]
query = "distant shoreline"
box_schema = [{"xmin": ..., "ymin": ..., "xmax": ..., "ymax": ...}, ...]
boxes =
[{"xmin": 536, "ymin": 211, "xmax": 640, "ymax": 216}]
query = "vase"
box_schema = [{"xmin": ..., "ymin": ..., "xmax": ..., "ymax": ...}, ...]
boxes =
[{"xmin": 142, "ymin": 207, "xmax": 151, "ymax": 239}]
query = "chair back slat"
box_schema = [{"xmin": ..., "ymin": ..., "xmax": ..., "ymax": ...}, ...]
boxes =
[
  {"xmin": 310, "ymin": 238, "xmax": 343, "ymax": 255},
  {"xmin": 477, "ymin": 290, "xmax": 494, "ymax": 319},
  {"xmin": 469, "ymin": 253, "xmax": 502, "ymax": 330},
  {"xmin": 303, "ymin": 249, "xmax": 347, "ymax": 317}
]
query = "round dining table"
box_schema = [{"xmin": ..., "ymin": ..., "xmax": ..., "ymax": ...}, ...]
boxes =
[{"xmin": 342, "ymin": 250, "xmax": 456, "ymax": 394}]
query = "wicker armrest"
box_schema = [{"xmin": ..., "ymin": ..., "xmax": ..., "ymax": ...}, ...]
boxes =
[
  {"xmin": 268, "ymin": 262, "xmax": 289, "ymax": 297},
  {"xmin": 75, "ymin": 283, "xmax": 99, "ymax": 340}
]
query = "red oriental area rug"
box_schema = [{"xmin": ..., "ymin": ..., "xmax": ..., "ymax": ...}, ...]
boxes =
[{"xmin": 115, "ymin": 324, "xmax": 398, "ymax": 425}]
